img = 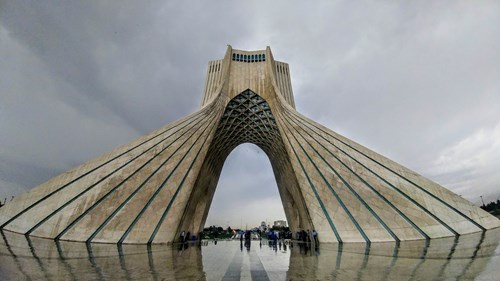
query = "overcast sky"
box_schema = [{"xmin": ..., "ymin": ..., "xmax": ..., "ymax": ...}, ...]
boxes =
[{"xmin": 1, "ymin": 1, "xmax": 499, "ymax": 229}]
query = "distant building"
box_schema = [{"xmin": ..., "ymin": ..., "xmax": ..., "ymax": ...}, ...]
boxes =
[{"xmin": 274, "ymin": 220, "xmax": 287, "ymax": 227}]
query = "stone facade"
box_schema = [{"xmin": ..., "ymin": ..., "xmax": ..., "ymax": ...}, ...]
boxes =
[{"xmin": 1, "ymin": 46, "xmax": 498, "ymax": 244}]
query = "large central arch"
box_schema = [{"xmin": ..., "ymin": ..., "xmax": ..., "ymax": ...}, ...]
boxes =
[
  {"xmin": 0, "ymin": 46, "xmax": 498, "ymax": 244},
  {"xmin": 178, "ymin": 89, "xmax": 311, "ymax": 237}
]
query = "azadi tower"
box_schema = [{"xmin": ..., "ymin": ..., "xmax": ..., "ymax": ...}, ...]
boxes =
[{"xmin": 1, "ymin": 46, "xmax": 498, "ymax": 244}]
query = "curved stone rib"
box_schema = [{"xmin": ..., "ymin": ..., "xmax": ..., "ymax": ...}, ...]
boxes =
[
  {"xmin": 284, "ymin": 111, "xmax": 431, "ymax": 240},
  {"xmin": 277, "ymin": 106, "xmax": 498, "ymax": 241},
  {"xmin": 285, "ymin": 108, "xmax": 496, "ymax": 233},
  {"xmin": 283, "ymin": 109, "xmax": 454, "ymax": 238},
  {"xmin": 283, "ymin": 115, "xmax": 402, "ymax": 242},
  {"xmin": 0, "ymin": 108, "xmax": 209, "ymax": 229},
  {"xmin": 55, "ymin": 111, "xmax": 218, "ymax": 242},
  {"xmin": 30, "ymin": 111, "xmax": 213, "ymax": 239},
  {"xmin": 279, "ymin": 123, "xmax": 343, "ymax": 242}
]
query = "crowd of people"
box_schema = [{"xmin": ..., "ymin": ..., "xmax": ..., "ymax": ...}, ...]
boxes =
[
  {"xmin": 176, "ymin": 227, "xmax": 320, "ymax": 249},
  {"xmin": 175, "ymin": 227, "xmax": 320, "ymax": 256},
  {"xmin": 296, "ymin": 229, "xmax": 319, "ymax": 244}
]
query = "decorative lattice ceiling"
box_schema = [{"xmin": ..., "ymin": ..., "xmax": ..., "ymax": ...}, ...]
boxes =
[{"xmin": 212, "ymin": 90, "xmax": 281, "ymax": 153}]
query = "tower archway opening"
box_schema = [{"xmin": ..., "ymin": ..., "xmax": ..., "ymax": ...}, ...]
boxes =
[{"xmin": 204, "ymin": 143, "xmax": 286, "ymax": 230}]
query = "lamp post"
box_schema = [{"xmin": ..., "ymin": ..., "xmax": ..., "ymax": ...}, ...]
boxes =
[{"xmin": 480, "ymin": 195, "xmax": 485, "ymax": 208}]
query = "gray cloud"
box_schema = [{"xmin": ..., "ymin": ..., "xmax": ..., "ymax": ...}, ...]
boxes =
[{"xmin": 1, "ymin": 1, "xmax": 498, "ymax": 227}]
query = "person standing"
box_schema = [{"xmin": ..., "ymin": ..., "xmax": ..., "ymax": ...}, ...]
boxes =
[
  {"xmin": 301, "ymin": 230, "xmax": 307, "ymax": 242},
  {"xmin": 312, "ymin": 229, "xmax": 318, "ymax": 244}
]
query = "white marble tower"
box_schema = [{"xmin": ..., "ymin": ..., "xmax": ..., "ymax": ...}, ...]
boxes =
[{"xmin": 1, "ymin": 46, "xmax": 498, "ymax": 244}]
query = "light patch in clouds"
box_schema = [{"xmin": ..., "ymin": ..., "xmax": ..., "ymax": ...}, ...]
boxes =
[{"xmin": 428, "ymin": 123, "xmax": 500, "ymax": 203}]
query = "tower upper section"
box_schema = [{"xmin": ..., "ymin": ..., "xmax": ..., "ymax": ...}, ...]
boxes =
[{"xmin": 201, "ymin": 46, "xmax": 295, "ymax": 109}]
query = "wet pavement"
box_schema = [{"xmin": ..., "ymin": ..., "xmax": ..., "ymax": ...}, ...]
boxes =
[{"xmin": 0, "ymin": 228, "xmax": 499, "ymax": 280}]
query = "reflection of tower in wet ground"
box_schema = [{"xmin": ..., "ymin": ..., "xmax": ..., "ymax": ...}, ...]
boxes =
[
  {"xmin": 0, "ymin": 230, "xmax": 499, "ymax": 279},
  {"xmin": 0, "ymin": 231, "xmax": 206, "ymax": 280},
  {"xmin": 286, "ymin": 229, "xmax": 499, "ymax": 281}
]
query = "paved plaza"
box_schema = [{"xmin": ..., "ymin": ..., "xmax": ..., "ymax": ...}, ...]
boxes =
[{"xmin": 1, "ymin": 229, "xmax": 499, "ymax": 280}]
